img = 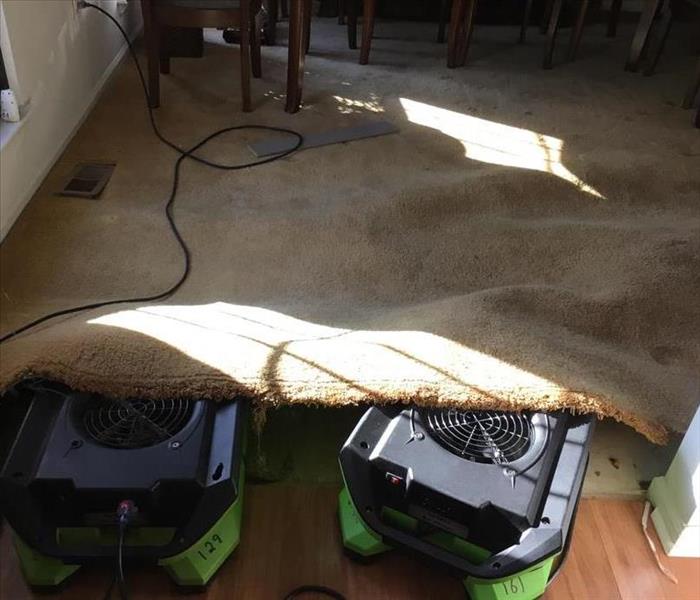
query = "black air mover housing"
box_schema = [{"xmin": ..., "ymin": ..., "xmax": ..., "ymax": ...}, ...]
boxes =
[
  {"xmin": 339, "ymin": 406, "xmax": 594, "ymax": 586},
  {"xmin": 0, "ymin": 382, "xmax": 246, "ymax": 573}
]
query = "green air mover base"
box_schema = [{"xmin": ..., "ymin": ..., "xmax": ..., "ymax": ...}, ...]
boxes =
[
  {"xmin": 11, "ymin": 466, "xmax": 245, "ymax": 591},
  {"xmin": 463, "ymin": 556, "xmax": 556, "ymax": 600},
  {"xmin": 12, "ymin": 535, "xmax": 81, "ymax": 591},
  {"xmin": 338, "ymin": 486, "xmax": 391, "ymax": 557},
  {"xmin": 159, "ymin": 464, "xmax": 245, "ymax": 587},
  {"xmin": 338, "ymin": 485, "xmax": 557, "ymax": 600}
]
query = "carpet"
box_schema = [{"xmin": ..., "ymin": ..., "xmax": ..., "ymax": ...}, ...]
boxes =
[{"xmin": 1, "ymin": 21, "xmax": 699, "ymax": 444}]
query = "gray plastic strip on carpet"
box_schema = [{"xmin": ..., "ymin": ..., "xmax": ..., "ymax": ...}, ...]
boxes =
[{"xmin": 248, "ymin": 120, "xmax": 398, "ymax": 157}]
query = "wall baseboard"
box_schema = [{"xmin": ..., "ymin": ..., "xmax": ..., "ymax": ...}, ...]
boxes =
[
  {"xmin": 650, "ymin": 476, "xmax": 700, "ymax": 557},
  {"xmin": 648, "ymin": 403, "xmax": 700, "ymax": 558}
]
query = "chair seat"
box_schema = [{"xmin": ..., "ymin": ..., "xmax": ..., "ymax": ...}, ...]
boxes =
[
  {"xmin": 145, "ymin": 0, "xmax": 261, "ymax": 113},
  {"xmin": 156, "ymin": 0, "xmax": 242, "ymax": 9}
]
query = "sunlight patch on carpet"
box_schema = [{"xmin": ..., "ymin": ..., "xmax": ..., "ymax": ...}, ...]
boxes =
[
  {"xmin": 89, "ymin": 302, "xmax": 581, "ymax": 406},
  {"xmin": 400, "ymin": 98, "xmax": 604, "ymax": 198},
  {"xmin": 333, "ymin": 94, "xmax": 385, "ymax": 114}
]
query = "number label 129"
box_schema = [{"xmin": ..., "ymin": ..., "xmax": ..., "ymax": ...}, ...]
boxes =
[{"xmin": 197, "ymin": 533, "xmax": 223, "ymax": 561}]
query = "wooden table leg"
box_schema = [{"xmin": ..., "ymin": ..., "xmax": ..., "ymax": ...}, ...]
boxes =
[
  {"xmin": 285, "ymin": 0, "xmax": 307, "ymax": 113},
  {"xmin": 625, "ymin": 0, "xmax": 661, "ymax": 72}
]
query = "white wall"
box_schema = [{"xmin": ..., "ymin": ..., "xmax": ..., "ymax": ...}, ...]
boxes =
[
  {"xmin": 0, "ymin": 0, "xmax": 142, "ymax": 240},
  {"xmin": 650, "ymin": 401, "xmax": 700, "ymax": 557}
]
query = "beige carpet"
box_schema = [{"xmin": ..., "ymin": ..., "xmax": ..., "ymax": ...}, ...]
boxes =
[{"xmin": 1, "ymin": 21, "xmax": 699, "ymax": 444}]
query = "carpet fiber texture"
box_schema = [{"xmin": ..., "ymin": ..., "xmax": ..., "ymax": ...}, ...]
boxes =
[{"xmin": 1, "ymin": 21, "xmax": 699, "ymax": 444}]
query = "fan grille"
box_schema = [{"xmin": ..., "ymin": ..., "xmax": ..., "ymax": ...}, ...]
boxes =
[
  {"xmin": 420, "ymin": 409, "xmax": 535, "ymax": 465},
  {"xmin": 82, "ymin": 398, "xmax": 194, "ymax": 449}
]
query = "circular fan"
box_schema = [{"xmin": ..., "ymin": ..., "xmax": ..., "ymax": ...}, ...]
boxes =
[
  {"xmin": 419, "ymin": 409, "xmax": 546, "ymax": 466},
  {"xmin": 81, "ymin": 398, "xmax": 194, "ymax": 449}
]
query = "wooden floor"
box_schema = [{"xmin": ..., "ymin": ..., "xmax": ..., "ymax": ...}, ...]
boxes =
[{"xmin": 1, "ymin": 485, "xmax": 698, "ymax": 600}]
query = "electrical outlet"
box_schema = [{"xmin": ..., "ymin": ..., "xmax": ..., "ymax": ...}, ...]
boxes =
[
  {"xmin": 0, "ymin": 90, "xmax": 21, "ymax": 123},
  {"xmin": 73, "ymin": 0, "xmax": 89, "ymax": 11}
]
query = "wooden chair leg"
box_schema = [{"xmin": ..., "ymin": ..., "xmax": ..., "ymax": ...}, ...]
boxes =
[
  {"xmin": 456, "ymin": 0, "xmax": 478, "ymax": 67},
  {"xmin": 240, "ymin": 19, "xmax": 252, "ymax": 111},
  {"xmin": 158, "ymin": 24, "xmax": 171, "ymax": 74},
  {"xmin": 567, "ymin": 0, "xmax": 590, "ymax": 62},
  {"xmin": 437, "ymin": 0, "xmax": 451, "ymax": 44},
  {"xmin": 265, "ymin": 0, "xmax": 278, "ymax": 45},
  {"xmin": 540, "ymin": 0, "xmax": 555, "ymax": 34},
  {"xmin": 607, "ymin": 0, "xmax": 622, "ymax": 37},
  {"xmin": 338, "ymin": 0, "xmax": 346, "ymax": 24},
  {"xmin": 543, "ymin": 0, "xmax": 563, "ymax": 69},
  {"xmin": 359, "ymin": 0, "xmax": 376, "ymax": 65},
  {"xmin": 146, "ymin": 25, "xmax": 161, "ymax": 107},
  {"xmin": 681, "ymin": 59, "xmax": 700, "ymax": 110},
  {"xmin": 519, "ymin": 0, "xmax": 533, "ymax": 43},
  {"xmin": 303, "ymin": 0, "xmax": 312, "ymax": 54},
  {"xmin": 285, "ymin": 0, "xmax": 306, "ymax": 112},
  {"xmin": 626, "ymin": 0, "xmax": 661, "ymax": 71},
  {"xmin": 347, "ymin": 0, "xmax": 358, "ymax": 49},
  {"xmin": 447, "ymin": 0, "xmax": 467, "ymax": 68},
  {"xmin": 643, "ymin": 0, "xmax": 671, "ymax": 76},
  {"xmin": 251, "ymin": 11, "xmax": 263, "ymax": 78}
]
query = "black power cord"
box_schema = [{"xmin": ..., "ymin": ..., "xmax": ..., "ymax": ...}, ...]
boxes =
[
  {"xmin": 284, "ymin": 585, "xmax": 347, "ymax": 600},
  {"xmin": 0, "ymin": 1, "xmax": 303, "ymax": 345},
  {"xmin": 101, "ymin": 525, "xmax": 128, "ymax": 600},
  {"xmin": 103, "ymin": 500, "xmax": 137, "ymax": 600}
]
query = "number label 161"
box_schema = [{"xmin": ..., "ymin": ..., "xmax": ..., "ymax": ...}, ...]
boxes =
[{"xmin": 502, "ymin": 575, "xmax": 526, "ymax": 596}]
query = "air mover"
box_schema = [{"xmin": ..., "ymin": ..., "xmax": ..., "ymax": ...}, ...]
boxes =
[
  {"xmin": 338, "ymin": 407, "xmax": 594, "ymax": 600},
  {"xmin": 0, "ymin": 381, "xmax": 246, "ymax": 591}
]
